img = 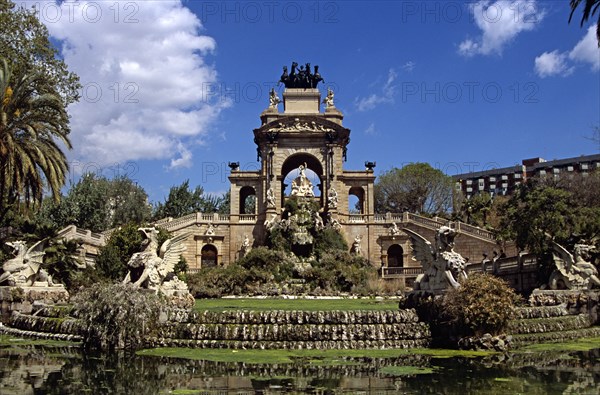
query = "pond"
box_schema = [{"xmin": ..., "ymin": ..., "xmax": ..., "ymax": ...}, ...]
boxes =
[{"xmin": 1, "ymin": 337, "xmax": 600, "ymax": 394}]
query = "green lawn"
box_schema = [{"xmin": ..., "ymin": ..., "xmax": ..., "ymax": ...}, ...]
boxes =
[{"xmin": 194, "ymin": 297, "xmax": 400, "ymax": 312}]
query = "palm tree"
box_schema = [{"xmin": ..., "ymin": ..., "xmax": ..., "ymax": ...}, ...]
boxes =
[
  {"xmin": 0, "ymin": 58, "xmax": 71, "ymax": 221},
  {"xmin": 569, "ymin": 0, "xmax": 600, "ymax": 46}
]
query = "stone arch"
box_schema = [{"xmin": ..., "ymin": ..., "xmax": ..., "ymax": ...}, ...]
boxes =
[
  {"xmin": 387, "ymin": 244, "xmax": 404, "ymax": 268},
  {"xmin": 348, "ymin": 186, "xmax": 365, "ymax": 214},
  {"xmin": 239, "ymin": 186, "xmax": 256, "ymax": 214},
  {"xmin": 281, "ymin": 152, "xmax": 325, "ymax": 203},
  {"xmin": 201, "ymin": 244, "xmax": 218, "ymax": 267}
]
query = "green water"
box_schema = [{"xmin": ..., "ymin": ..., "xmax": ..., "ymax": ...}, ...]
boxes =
[{"xmin": 1, "ymin": 340, "xmax": 599, "ymax": 394}]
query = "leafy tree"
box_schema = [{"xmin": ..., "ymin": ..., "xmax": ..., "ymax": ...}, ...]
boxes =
[
  {"xmin": 454, "ymin": 192, "xmax": 508, "ymax": 229},
  {"xmin": 374, "ymin": 163, "xmax": 453, "ymax": 215},
  {"xmin": 95, "ymin": 223, "xmax": 144, "ymax": 281},
  {"xmin": 0, "ymin": 0, "xmax": 80, "ymax": 106},
  {"xmin": 153, "ymin": 180, "xmax": 227, "ymax": 219},
  {"xmin": 218, "ymin": 191, "xmax": 231, "ymax": 214},
  {"xmin": 36, "ymin": 174, "xmax": 151, "ymax": 233},
  {"xmin": 569, "ymin": 0, "xmax": 600, "ymax": 46},
  {"xmin": 0, "ymin": 58, "xmax": 71, "ymax": 222},
  {"xmin": 497, "ymin": 180, "xmax": 600, "ymax": 255},
  {"xmin": 41, "ymin": 237, "xmax": 83, "ymax": 290}
]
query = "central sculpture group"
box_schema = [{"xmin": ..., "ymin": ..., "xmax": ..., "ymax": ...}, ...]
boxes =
[{"xmin": 280, "ymin": 62, "xmax": 324, "ymax": 89}]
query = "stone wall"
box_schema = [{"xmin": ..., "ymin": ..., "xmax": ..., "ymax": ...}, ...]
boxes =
[{"xmin": 5, "ymin": 308, "xmax": 431, "ymax": 350}]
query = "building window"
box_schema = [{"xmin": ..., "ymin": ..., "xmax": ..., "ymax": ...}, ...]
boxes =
[
  {"xmin": 581, "ymin": 163, "xmax": 589, "ymax": 170},
  {"xmin": 539, "ymin": 169, "xmax": 546, "ymax": 176},
  {"xmin": 489, "ymin": 184, "xmax": 496, "ymax": 190},
  {"xmin": 553, "ymin": 168, "xmax": 560, "ymax": 174},
  {"xmin": 466, "ymin": 187, "xmax": 473, "ymax": 192},
  {"xmin": 466, "ymin": 179, "xmax": 473, "ymax": 185},
  {"xmin": 489, "ymin": 177, "xmax": 496, "ymax": 182},
  {"xmin": 567, "ymin": 166, "xmax": 574, "ymax": 172},
  {"xmin": 501, "ymin": 175, "xmax": 508, "ymax": 180},
  {"xmin": 514, "ymin": 173, "xmax": 521, "ymax": 179},
  {"xmin": 478, "ymin": 179, "xmax": 485, "ymax": 189}
]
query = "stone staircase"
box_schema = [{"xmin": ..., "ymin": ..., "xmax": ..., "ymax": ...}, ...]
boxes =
[{"xmin": 509, "ymin": 290, "xmax": 600, "ymax": 347}]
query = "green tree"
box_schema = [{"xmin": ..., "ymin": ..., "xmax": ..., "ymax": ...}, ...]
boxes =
[
  {"xmin": 0, "ymin": 58, "xmax": 71, "ymax": 222},
  {"xmin": 455, "ymin": 192, "xmax": 507, "ymax": 229},
  {"xmin": 497, "ymin": 181, "xmax": 600, "ymax": 254},
  {"xmin": 569, "ymin": 0, "xmax": 600, "ymax": 46},
  {"xmin": 374, "ymin": 163, "xmax": 453, "ymax": 215},
  {"xmin": 95, "ymin": 223, "xmax": 144, "ymax": 281},
  {"xmin": 36, "ymin": 174, "xmax": 151, "ymax": 233},
  {"xmin": 153, "ymin": 180, "xmax": 226, "ymax": 219},
  {"xmin": 0, "ymin": 0, "xmax": 80, "ymax": 106}
]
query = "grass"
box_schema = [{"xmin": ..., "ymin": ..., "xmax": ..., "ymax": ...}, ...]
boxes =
[
  {"xmin": 0, "ymin": 335, "xmax": 80, "ymax": 348},
  {"xmin": 194, "ymin": 297, "xmax": 399, "ymax": 312},
  {"xmin": 516, "ymin": 337, "xmax": 600, "ymax": 353},
  {"xmin": 137, "ymin": 347, "xmax": 494, "ymax": 364}
]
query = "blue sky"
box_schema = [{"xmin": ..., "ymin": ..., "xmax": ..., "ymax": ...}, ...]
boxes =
[{"xmin": 28, "ymin": 0, "xmax": 600, "ymax": 203}]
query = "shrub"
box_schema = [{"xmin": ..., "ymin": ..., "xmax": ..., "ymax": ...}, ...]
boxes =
[
  {"xmin": 442, "ymin": 273, "xmax": 520, "ymax": 336},
  {"xmin": 306, "ymin": 251, "xmax": 374, "ymax": 293},
  {"xmin": 313, "ymin": 227, "xmax": 348, "ymax": 259},
  {"xmin": 73, "ymin": 283, "xmax": 163, "ymax": 350},
  {"xmin": 237, "ymin": 247, "xmax": 294, "ymax": 282}
]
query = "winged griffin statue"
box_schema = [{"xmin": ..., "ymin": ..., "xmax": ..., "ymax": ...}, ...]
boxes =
[
  {"xmin": 405, "ymin": 226, "xmax": 468, "ymax": 293},
  {"xmin": 548, "ymin": 240, "xmax": 600, "ymax": 290},
  {"xmin": 123, "ymin": 227, "xmax": 190, "ymax": 293},
  {"xmin": 0, "ymin": 240, "xmax": 54, "ymax": 287}
]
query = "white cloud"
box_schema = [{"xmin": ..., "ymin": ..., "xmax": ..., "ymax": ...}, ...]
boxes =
[
  {"xmin": 534, "ymin": 26, "xmax": 600, "ymax": 78},
  {"xmin": 33, "ymin": 0, "xmax": 228, "ymax": 169},
  {"xmin": 534, "ymin": 50, "xmax": 574, "ymax": 78},
  {"xmin": 355, "ymin": 69, "xmax": 397, "ymax": 111},
  {"xmin": 402, "ymin": 61, "xmax": 416, "ymax": 72},
  {"xmin": 168, "ymin": 143, "xmax": 193, "ymax": 170},
  {"xmin": 364, "ymin": 123, "xmax": 376, "ymax": 135},
  {"xmin": 569, "ymin": 26, "xmax": 600, "ymax": 71},
  {"xmin": 459, "ymin": 0, "xmax": 544, "ymax": 57}
]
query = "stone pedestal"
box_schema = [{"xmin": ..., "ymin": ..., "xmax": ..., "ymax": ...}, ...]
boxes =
[{"xmin": 283, "ymin": 88, "xmax": 321, "ymax": 114}]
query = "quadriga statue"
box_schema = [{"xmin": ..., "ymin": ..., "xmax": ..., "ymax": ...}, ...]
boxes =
[
  {"xmin": 123, "ymin": 227, "xmax": 190, "ymax": 295},
  {"xmin": 548, "ymin": 240, "xmax": 600, "ymax": 290},
  {"xmin": 405, "ymin": 226, "xmax": 467, "ymax": 293},
  {"xmin": 0, "ymin": 240, "xmax": 55, "ymax": 287}
]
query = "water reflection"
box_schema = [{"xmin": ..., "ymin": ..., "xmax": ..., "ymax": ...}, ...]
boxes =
[{"xmin": 1, "ymin": 343, "xmax": 600, "ymax": 394}]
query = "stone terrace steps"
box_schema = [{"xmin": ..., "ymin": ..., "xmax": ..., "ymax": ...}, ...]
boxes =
[
  {"xmin": 508, "ymin": 314, "xmax": 592, "ymax": 335},
  {"xmin": 508, "ymin": 299, "xmax": 599, "ymax": 347},
  {"xmin": 156, "ymin": 309, "xmax": 432, "ymax": 349},
  {"xmin": 511, "ymin": 327, "xmax": 600, "ymax": 347},
  {"xmin": 145, "ymin": 338, "xmax": 430, "ymax": 350},
  {"xmin": 6, "ymin": 309, "xmax": 432, "ymax": 350}
]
